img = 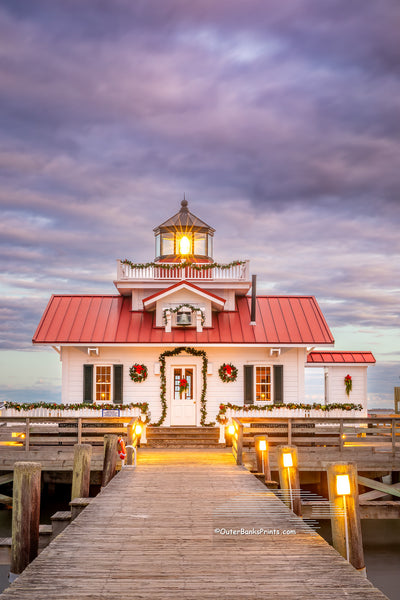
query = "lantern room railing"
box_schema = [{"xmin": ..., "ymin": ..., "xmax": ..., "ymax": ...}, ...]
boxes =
[{"xmin": 117, "ymin": 260, "xmax": 250, "ymax": 282}]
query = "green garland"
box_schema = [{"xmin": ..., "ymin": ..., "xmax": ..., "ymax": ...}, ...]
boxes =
[
  {"xmin": 121, "ymin": 259, "xmax": 245, "ymax": 271},
  {"xmin": 156, "ymin": 346, "xmax": 212, "ymax": 427},
  {"xmin": 216, "ymin": 402, "xmax": 363, "ymax": 423},
  {"xmin": 3, "ymin": 401, "xmax": 150, "ymax": 418},
  {"xmin": 163, "ymin": 304, "xmax": 205, "ymax": 326}
]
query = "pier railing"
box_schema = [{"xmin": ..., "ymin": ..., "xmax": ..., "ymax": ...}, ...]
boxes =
[
  {"xmin": 230, "ymin": 417, "xmax": 400, "ymax": 465},
  {"xmin": 0, "ymin": 416, "xmax": 143, "ymax": 450}
]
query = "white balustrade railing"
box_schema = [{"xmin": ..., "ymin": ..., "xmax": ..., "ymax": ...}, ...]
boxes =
[{"xmin": 117, "ymin": 260, "xmax": 250, "ymax": 282}]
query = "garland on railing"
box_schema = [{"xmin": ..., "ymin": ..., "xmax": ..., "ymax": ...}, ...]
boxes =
[
  {"xmin": 163, "ymin": 304, "xmax": 205, "ymax": 326},
  {"xmin": 3, "ymin": 401, "xmax": 150, "ymax": 417},
  {"xmin": 156, "ymin": 346, "xmax": 213, "ymax": 427},
  {"xmin": 121, "ymin": 259, "xmax": 246, "ymax": 271},
  {"xmin": 216, "ymin": 402, "xmax": 364, "ymax": 423}
]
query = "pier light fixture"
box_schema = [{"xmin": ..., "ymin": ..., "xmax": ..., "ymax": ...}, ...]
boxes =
[
  {"xmin": 336, "ymin": 473, "xmax": 351, "ymax": 562},
  {"xmin": 259, "ymin": 439, "xmax": 267, "ymax": 452},
  {"xmin": 135, "ymin": 424, "xmax": 143, "ymax": 436},
  {"xmin": 283, "ymin": 452, "xmax": 293, "ymax": 468},
  {"xmin": 228, "ymin": 424, "xmax": 235, "ymax": 436},
  {"xmin": 283, "ymin": 451, "xmax": 294, "ymax": 511},
  {"xmin": 336, "ymin": 474, "xmax": 351, "ymax": 496}
]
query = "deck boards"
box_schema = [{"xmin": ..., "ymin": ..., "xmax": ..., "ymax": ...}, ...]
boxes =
[{"xmin": 0, "ymin": 449, "xmax": 388, "ymax": 599}]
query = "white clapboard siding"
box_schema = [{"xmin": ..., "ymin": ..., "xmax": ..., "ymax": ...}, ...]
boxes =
[
  {"xmin": 326, "ymin": 365, "xmax": 368, "ymax": 409},
  {"xmin": 62, "ymin": 346, "xmax": 306, "ymax": 424}
]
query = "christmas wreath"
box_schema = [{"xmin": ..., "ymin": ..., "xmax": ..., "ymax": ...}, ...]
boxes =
[
  {"xmin": 129, "ymin": 363, "xmax": 148, "ymax": 383},
  {"xmin": 344, "ymin": 374, "xmax": 352, "ymax": 397},
  {"xmin": 179, "ymin": 378, "xmax": 189, "ymax": 394},
  {"xmin": 218, "ymin": 363, "xmax": 238, "ymax": 383}
]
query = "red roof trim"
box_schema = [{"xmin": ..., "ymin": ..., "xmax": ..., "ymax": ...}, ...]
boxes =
[
  {"xmin": 142, "ymin": 280, "xmax": 226, "ymax": 305},
  {"xmin": 307, "ymin": 351, "xmax": 376, "ymax": 365}
]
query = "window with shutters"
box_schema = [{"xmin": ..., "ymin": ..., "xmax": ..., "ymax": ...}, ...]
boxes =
[
  {"xmin": 95, "ymin": 365, "xmax": 112, "ymax": 402},
  {"xmin": 254, "ymin": 365, "xmax": 272, "ymax": 402}
]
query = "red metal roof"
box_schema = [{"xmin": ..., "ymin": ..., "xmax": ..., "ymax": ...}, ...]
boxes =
[
  {"xmin": 33, "ymin": 295, "xmax": 334, "ymax": 345},
  {"xmin": 307, "ymin": 351, "xmax": 375, "ymax": 365}
]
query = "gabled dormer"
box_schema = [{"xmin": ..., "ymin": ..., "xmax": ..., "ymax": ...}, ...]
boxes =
[{"xmin": 142, "ymin": 281, "xmax": 225, "ymax": 332}]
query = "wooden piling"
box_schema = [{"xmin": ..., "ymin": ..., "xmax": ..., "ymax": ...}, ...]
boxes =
[
  {"xmin": 102, "ymin": 434, "xmax": 118, "ymax": 487},
  {"xmin": 126, "ymin": 420, "xmax": 135, "ymax": 466},
  {"xmin": 71, "ymin": 444, "xmax": 92, "ymax": 501},
  {"xmin": 326, "ymin": 462, "xmax": 365, "ymax": 575},
  {"xmin": 10, "ymin": 462, "xmax": 41, "ymax": 580},
  {"xmin": 277, "ymin": 445, "xmax": 301, "ymax": 516}
]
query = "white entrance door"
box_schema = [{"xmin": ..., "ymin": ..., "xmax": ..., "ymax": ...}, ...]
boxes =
[{"xmin": 171, "ymin": 367, "xmax": 196, "ymax": 426}]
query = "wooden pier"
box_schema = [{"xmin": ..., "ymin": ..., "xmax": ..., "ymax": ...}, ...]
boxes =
[{"xmin": 0, "ymin": 449, "xmax": 388, "ymax": 599}]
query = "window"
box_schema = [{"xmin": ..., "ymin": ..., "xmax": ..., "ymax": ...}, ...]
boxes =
[
  {"xmin": 95, "ymin": 365, "xmax": 112, "ymax": 402},
  {"xmin": 193, "ymin": 232, "xmax": 207, "ymax": 255},
  {"xmin": 155, "ymin": 233, "xmax": 161, "ymax": 258},
  {"xmin": 160, "ymin": 232, "xmax": 174, "ymax": 256},
  {"xmin": 255, "ymin": 366, "xmax": 272, "ymax": 402}
]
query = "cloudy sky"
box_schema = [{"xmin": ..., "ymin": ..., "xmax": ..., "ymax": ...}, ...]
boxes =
[{"xmin": 0, "ymin": 1, "xmax": 399, "ymax": 406}]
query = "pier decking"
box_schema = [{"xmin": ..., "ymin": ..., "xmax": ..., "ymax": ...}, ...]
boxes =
[{"xmin": 0, "ymin": 449, "xmax": 388, "ymax": 599}]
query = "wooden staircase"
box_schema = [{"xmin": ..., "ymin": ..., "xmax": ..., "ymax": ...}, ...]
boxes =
[{"xmin": 144, "ymin": 426, "xmax": 222, "ymax": 448}]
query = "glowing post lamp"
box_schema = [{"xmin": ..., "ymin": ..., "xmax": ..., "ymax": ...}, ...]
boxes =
[
  {"xmin": 283, "ymin": 452, "xmax": 294, "ymax": 511},
  {"xmin": 179, "ymin": 235, "xmax": 191, "ymax": 255},
  {"xmin": 283, "ymin": 452, "xmax": 293, "ymax": 468},
  {"xmin": 135, "ymin": 424, "xmax": 143, "ymax": 436},
  {"xmin": 259, "ymin": 439, "xmax": 267, "ymax": 475},
  {"xmin": 336, "ymin": 473, "xmax": 351, "ymax": 561},
  {"xmin": 228, "ymin": 424, "xmax": 235, "ymax": 436}
]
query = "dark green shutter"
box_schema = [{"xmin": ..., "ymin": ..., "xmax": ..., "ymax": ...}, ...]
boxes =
[
  {"xmin": 244, "ymin": 365, "xmax": 254, "ymax": 405},
  {"xmin": 83, "ymin": 364, "xmax": 93, "ymax": 403},
  {"xmin": 273, "ymin": 365, "xmax": 284, "ymax": 405},
  {"xmin": 113, "ymin": 364, "xmax": 123, "ymax": 404}
]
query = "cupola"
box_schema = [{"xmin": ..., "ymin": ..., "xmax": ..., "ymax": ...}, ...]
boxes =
[{"xmin": 153, "ymin": 198, "xmax": 215, "ymax": 262}]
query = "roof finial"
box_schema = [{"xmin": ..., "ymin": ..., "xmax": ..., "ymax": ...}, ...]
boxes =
[{"xmin": 181, "ymin": 194, "xmax": 188, "ymax": 212}]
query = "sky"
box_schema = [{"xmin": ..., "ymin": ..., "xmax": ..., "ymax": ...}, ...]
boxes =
[{"xmin": 0, "ymin": 1, "xmax": 399, "ymax": 407}]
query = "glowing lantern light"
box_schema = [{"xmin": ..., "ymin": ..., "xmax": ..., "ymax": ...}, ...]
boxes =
[
  {"xmin": 336, "ymin": 474, "xmax": 351, "ymax": 496},
  {"xmin": 179, "ymin": 235, "xmax": 191, "ymax": 255},
  {"xmin": 228, "ymin": 424, "xmax": 235, "ymax": 435},
  {"xmin": 259, "ymin": 439, "xmax": 267, "ymax": 452},
  {"xmin": 135, "ymin": 424, "xmax": 143, "ymax": 436},
  {"xmin": 283, "ymin": 452, "xmax": 293, "ymax": 468}
]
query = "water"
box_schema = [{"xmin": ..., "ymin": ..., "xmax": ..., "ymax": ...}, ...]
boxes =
[
  {"xmin": 1, "ymin": 499, "xmax": 399, "ymax": 597},
  {"xmin": 318, "ymin": 519, "xmax": 400, "ymax": 600}
]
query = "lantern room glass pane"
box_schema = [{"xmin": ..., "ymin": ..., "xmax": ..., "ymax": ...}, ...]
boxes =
[
  {"xmin": 193, "ymin": 233, "xmax": 207, "ymax": 255},
  {"xmin": 208, "ymin": 234, "xmax": 213, "ymax": 257},
  {"xmin": 155, "ymin": 233, "xmax": 161, "ymax": 258},
  {"xmin": 161, "ymin": 232, "xmax": 174, "ymax": 256}
]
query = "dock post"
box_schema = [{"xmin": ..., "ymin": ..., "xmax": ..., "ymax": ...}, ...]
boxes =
[
  {"xmin": 254, "ymin": 435, "xmax": 271, "ymax": 480},
  {"xmin": 327, "ymin": 462, "xmax": 365, "ymax": 576},
  {"xmin": 71, "ymin": 444, "xmax": 92, "ymax": 500},
  {"xmin": 9, "ymin": 462, "xmax": 41, "ymax": 582},
  {"xmin": 102, "ymin": 434, "xmax": 118, "ymax": 487},
  {"xmin": 277, "ymin": 445, "xmax": 301, "ymax": 516},
  {"xmin": 126, "ymin": 421, "xmax": 134, "ymax": 466}
]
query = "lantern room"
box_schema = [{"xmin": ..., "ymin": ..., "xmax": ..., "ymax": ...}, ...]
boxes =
[{"xmin": 153, "ymin": 199, "xmax": 215, "ymax": 262}]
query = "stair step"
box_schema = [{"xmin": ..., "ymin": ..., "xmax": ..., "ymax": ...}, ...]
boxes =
[{"xmin": 146, "ymin": 442, "xmax": 223, "ymax": 448}]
